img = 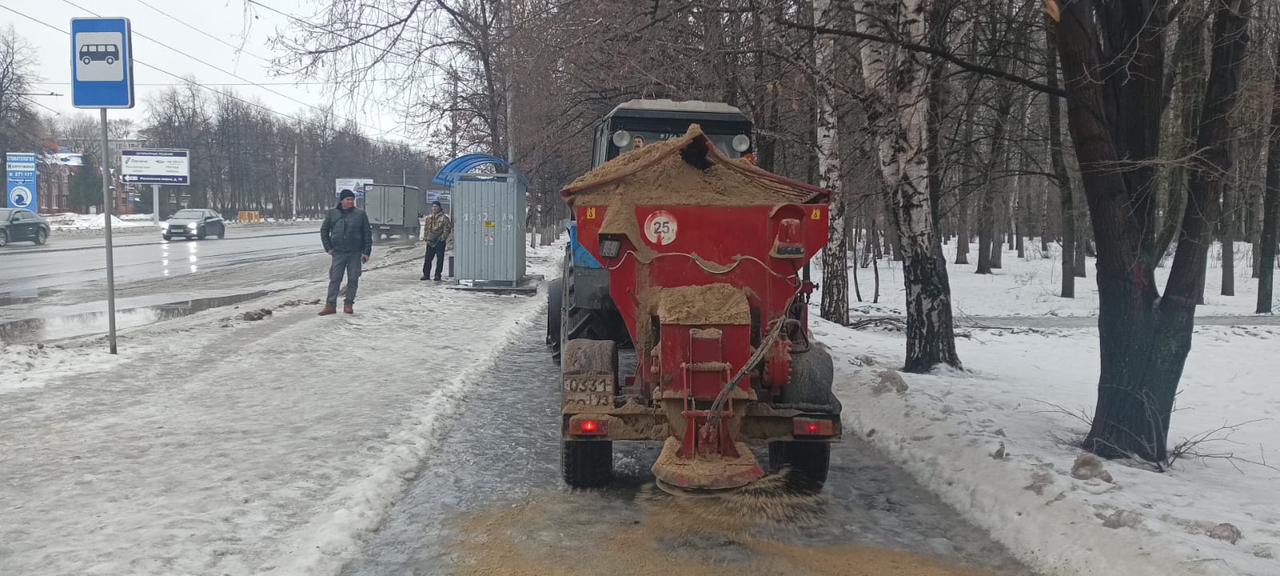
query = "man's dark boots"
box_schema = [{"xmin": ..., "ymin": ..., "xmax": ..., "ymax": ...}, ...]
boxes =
[{"xmin": 319, "ymin": 304, "xmax": 337, "ymax": 316}]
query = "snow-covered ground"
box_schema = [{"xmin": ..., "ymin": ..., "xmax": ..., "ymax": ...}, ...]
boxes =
[
  {"xmin": 847, "ymin": 241, "xmax": 1277, "ymax": 318},
  {"xmin": 45, "ymin": 212, "xmax": 160, "ymax": 231},
  {"xmin": 819, "ymin": 242, "xmax": 1280, "ymax": 576},
  {"xmin": 0, "ymin": 244, "xmax": 561, "ymax": 576}
]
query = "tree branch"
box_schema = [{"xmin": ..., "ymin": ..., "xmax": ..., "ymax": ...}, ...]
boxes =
[{"xmin": 780, "ymin": 19, "xmax": 1066, "ymax": 98}]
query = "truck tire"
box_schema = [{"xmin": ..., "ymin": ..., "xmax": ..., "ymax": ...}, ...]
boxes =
[
  {"xmin": 769, "ymin": 344, "xmax": 836, "ymax": 490},
  {"xmin": 781, "ymin": 344, "xmax": 839, "ymax": 410},
  {"xmin": 562, "ymin": 440, "xmax": 612, "ymax": 488},
  {"xmin": 547, "ymin": 277, "xmax": 563, "ymax": 362},
  {"xmin": 768, "ymin": 441, "xmax": 830, "ymax": 490}
]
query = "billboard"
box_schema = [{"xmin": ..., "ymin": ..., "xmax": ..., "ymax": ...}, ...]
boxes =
[{"xmin": 6, "ymin": 153, "xmax": 38, "ymax": 210}]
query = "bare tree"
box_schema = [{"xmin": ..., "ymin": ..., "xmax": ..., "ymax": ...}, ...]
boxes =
[
  {"xmin": 1259, "ymin": 32, "xmax": 1280, "ymax": 313},
  {"xmin": 1045, "ymin": 19, "xmax": 1075, "ymax": 297},
  {"xmin": 0, "ymin": 25, "xmax": 44, "ymax": 161},
  {"xmin": 1052, "ymin": 0, "xmax": 1253, "ymax": 462}
]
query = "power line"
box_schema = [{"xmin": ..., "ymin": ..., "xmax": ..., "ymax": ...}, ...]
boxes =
[
  {"xmin": 33, "ymin": 80, "xmax": 408, "ymax": 87},
  {"xmin": 0, "ymin": 3, "xmax": 426, "ymax": 152},
  {"xmin": 19, "ymin": 94, "xmax": 63, "ymax": 117},
  {"xmin": 132, "ymin": 0, "xmax": 272, "ymax": 63},
  {"xmin": 58, "ymin": 0, "xmax": 411, "ymax": 142}
]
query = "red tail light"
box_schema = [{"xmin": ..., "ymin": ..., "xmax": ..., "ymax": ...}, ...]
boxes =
[
  {"xmin": 572, "ymin": 418, "xmax": 608, "ymax": 437},
  {"xmin": 793, "ymin": 418, "xmax": 834, "ymax": 437}
]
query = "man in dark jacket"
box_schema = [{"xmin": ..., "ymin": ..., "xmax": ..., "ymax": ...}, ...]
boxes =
[{"xmin": 319, "ymin": 189, "xmax": 373, "ymax": 315}]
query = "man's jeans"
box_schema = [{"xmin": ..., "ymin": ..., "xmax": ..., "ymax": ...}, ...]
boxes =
[
  {"xmin": 327, "ymin": 251, "xmax": 363, "ymax": 305},
  {"xmin": 423, "ymin": 242, "xmax": 446, "ymax": 279}
]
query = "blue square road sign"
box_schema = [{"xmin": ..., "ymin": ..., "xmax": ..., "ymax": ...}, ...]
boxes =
[{"xmin": 71, "ymin": 18, "xmax": 134, "ymax": 109}]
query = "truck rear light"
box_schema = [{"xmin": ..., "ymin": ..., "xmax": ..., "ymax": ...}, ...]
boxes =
[
  {"xmin": 572, "ymin": 418, "xmax": 608, "ymax": 437},
  {"xmin": 793, "ymin": 418, "xmax": 834, "ymax": 437}
]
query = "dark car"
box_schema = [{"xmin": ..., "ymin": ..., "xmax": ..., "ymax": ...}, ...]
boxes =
[
  {"xmin": 164, "ymin": 209, "xmax": 225, "ymax": 241},
  {"xmin": 0, "ymin": 208, "xmax": 50, "ymax": 247}
]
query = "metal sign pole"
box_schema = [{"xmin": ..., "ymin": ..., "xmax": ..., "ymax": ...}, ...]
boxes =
[
  {"xmin": 101, "ymin": 107, "xmax": 118, "ymax": 354},
  {"xmin": 71, "ymin": 17, "xmax": 132, "ymax": 354},
  {"xmin": 152, "ymin": 183, "xmax": 160, "ymax": 224}
]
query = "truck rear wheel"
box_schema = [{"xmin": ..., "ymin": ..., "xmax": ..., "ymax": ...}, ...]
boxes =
[
  {"xmin": 768, "ymin": 441, "xmax": 830, "ymax": 490},
  {"xmin": 562, "ymin": 440, "xmax": 612, "ymax": 488},
  {"xmin": 770, "ymin": 344, "xmax": 836, "ymax": 490}
]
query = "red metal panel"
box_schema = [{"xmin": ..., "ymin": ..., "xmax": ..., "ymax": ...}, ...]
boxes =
[{"xmin": 575, "ymin": 202, "xmax": 828, "ymax": 398}]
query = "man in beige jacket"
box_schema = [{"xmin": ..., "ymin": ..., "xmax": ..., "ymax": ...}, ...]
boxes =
[{"xmin": 421, "ymin": 201, "xmax": 452, "ymax": 281}]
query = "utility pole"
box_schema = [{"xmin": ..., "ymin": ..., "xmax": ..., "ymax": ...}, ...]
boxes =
[
  {"xmin": 402, "ymin": 167, "xmax": 406, "ymax": 185},
  {"xmin": 291, "ymin": 141, "xmax": 299, "ymax": 220},
  {"xmin": 504, "ymin": 0, "xmax": 516, "ymax": 166}
]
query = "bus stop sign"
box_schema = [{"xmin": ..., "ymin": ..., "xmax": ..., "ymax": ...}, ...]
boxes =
[{"xmin": 70, "ymin": 18, "xmax": 135, "ymax": 109}]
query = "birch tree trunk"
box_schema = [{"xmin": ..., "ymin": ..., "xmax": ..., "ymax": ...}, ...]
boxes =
[
  {"xmin": 859, "ymin": 0, "xmax": 961, "ymax": 372},
  {"xmin": 816, "ymin": 0, "xmax": 849, "ymax": 325}
]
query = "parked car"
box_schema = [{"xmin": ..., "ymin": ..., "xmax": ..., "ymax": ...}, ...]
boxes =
[
  {"xmin": 0, "ymin": 208, "xmax": 50, "ymax": 247},
  {"xmin": 164, "ymin": 209, "xmax": 226, "ymax": 241}
]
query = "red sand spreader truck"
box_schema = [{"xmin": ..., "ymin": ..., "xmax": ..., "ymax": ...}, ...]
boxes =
[{"xmin": 546, "ymin": 99, "xmax": 841, "ymax": 492}]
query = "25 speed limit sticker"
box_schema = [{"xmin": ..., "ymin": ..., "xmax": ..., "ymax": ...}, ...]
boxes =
[{"xmin": 643, "ymin": 210, "xmax": 678, "ymax": 246}]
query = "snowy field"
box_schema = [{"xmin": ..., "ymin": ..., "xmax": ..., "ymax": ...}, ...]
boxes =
[
  {"xmin": 0, "ymin": 244, "xmax": 562, "ymax": 576},
  {"xmin": 845, "ymin": 241, "xmax": 1277, "ymax": 318},
  {"xmin": 820, "ymin": 241, "xmax": 1280, "ymax": 576}
]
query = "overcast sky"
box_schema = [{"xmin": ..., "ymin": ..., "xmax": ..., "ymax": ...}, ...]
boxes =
[{"xmin": 1, "ymin": 0, "xmax": 415, "ymax": 145}]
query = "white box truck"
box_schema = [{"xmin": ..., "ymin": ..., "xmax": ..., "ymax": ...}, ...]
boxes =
[{"xmin": 362, "ymin": 183, "xmax": 424, "ymax": 242}]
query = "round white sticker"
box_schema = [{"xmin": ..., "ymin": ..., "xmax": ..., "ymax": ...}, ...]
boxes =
[
  {"xmin": 644, "ymin": 210, "xmax": 678, "ymax": 246},
  {"xmin": 10, "ymin": 186, "xmax": 32, "ymax": 208}
]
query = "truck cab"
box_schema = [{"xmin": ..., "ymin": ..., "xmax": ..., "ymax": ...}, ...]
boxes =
[{"xmin": 590, "ymin": 99, "xmax": 754, "ymax": 167}]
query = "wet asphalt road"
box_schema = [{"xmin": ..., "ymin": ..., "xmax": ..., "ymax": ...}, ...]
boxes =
[
  {"xmin": 0, "ymin": 228, "xmax": 321, "ymax": 295},
  {"xmin": 340, "ymin": 323, "xmax": 1033, "ymax": 576},
  {"xmin": 0, "ymin": 225, "xmax": 424, "ymax": 343}
]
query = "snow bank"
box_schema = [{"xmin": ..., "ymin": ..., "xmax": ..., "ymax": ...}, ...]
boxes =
[
  {"xmin": 0, "ymin": 243, "xmax": 562, "ymax": 576},
  {"xmin": 817, "ymin": 241, "xmax": 1280, "ymax": 575},
  {"xmin": 0, "ymin": 341, "xmax": 127, "ymax": 394},
  {"xmin": 45, "ymin": 212, "xmax": 158, "ymax": 230}
]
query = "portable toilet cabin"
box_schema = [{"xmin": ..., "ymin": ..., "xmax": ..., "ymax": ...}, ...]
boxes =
[
  {"xmin": 434, "ymin": 153, "xmax": 529, "ymax": 288},
  {"xmin": 451, "ymin": 173, "xmax": 526, "ymax": 286}
]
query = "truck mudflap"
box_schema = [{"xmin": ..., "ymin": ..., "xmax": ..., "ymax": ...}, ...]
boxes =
[{"xmin": 562, "ymin": 400, "xmax": 842, "ymax": 443}]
